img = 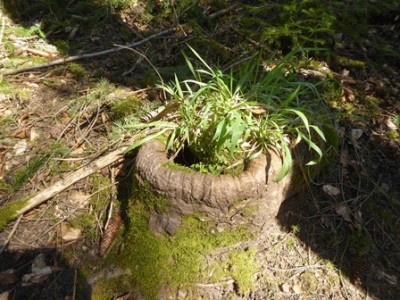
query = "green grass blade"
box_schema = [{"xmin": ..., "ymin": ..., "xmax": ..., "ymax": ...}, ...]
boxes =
[
  {"xmin": 275, "ymin": 141, "xmax": 292, "ymax": 182},
  {"xmin": 124, "ymin": 128, "xmax": 169, "ymax": 154}
]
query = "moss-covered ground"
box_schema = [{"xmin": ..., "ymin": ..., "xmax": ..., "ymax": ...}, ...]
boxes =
[{"xmin": 0, "ymin": 0, "xmax": 399, "ymax": 299}]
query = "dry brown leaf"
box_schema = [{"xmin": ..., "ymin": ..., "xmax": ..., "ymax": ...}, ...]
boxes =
[
  {"xmin": 22, "ymin": 253, "xmax": 53, "ymax": 284},
  {"xmin": 70, "ymin": 147, "xmax": 85, "ymax": 157},
  {"xmin": 13, "ymin": 140, "xmax": 28, "ymax": 156},
  {"xmin": 29, "ymin": 127, "xmax": 40, "ymax": 141},
  {"xmin": 0, "ymin": 291, "xmax": 9, "ymax": 300},
  {"xmin": 335, "ymin": 203, "xmax": 352, "ymax": 223},
  {"xmin": 351, "ymin": 128, "xmax": 363, "ymax": 141},
  {"xmin": 353, "ymin": 210, "xmax": 362, "ymax": 231},
  {"xmin": 323, "ymin": 184, "xmax": 341, "ymax": 196},
  {"xmin": 383, "ymin": 116, "xmax": 398, "ymax": 131},
  {"xmin": 251, "ymin": 108, "xmax": 267, "ymax": 116},
  {"xmin": 60, "ymin": 222, "xmax": 82, "ymax": 241},
  {"xmin": 13, "ymin": 130, "xmax": 27, "ymax": 139},
  {"xmin": 342, "ymin": 86, "xmax": 356, "ymax": 102},
  {"xmin": 70, "ymin": 191, "xmax": 90, "ymax": 208},
  {"xmin": 292, "ymin": 283, "xmax": 303, "ymax": 294}
]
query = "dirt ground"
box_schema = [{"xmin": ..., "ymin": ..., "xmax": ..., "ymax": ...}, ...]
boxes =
[{"xmin": 0, "ymin": 1, "xmax": 399, "ymax": 299}]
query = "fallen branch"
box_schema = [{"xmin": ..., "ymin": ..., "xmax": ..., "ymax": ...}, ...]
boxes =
[
  {"xmin": 1, "ymin": 28, "xmax": 174, "ymax": 76},
  {"xmin": 0, "ymin": 144, "xmax": 132, "ymax": 231}
]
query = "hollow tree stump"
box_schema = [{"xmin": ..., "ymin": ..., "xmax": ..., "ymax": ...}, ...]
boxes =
[{"xmin": 134, "ymin": 140, "xmax": 296, "ymax": 235}]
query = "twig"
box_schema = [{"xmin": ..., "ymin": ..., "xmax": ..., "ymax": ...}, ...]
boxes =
[
  {"xmin": 208, "ymin": 4, "xmax": 238, "ymax": 19},
  {"xmin": 0, "ymin": 215, "xmax": 23, "ymax": 254},
  {"xmin": 1, "ymin": 28, "xmax": 174, "ymax": 76},
  {"xmin": 0, "ymin": 15, "xmax": 5, "ymax": 44},
  {"xmin": 0, "ymin": 129, "xmax": 159, "ymax": 230}
]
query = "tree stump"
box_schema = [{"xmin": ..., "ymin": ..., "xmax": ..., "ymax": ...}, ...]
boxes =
[{"xmin": 134, "ymin": 140, "xmax": 297, "ymax": 236}]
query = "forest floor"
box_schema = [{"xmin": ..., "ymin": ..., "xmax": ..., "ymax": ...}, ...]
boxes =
[{"xmin": 0, "ymin": 1, "xmax": 399, "ymax": 299}]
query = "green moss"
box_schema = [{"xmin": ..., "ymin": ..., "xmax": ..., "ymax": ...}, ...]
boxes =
[
  {"xmin": 67, "ymin": 63, "xmax": 87, "ymax": 78},
  {"xmin": 0, "ymin": 80, "xmax": 15, "ymax": 95},
  {"xmin": 110, "ymin": 96, "xmax": 142, "ymax": 120},
  {"xmin": 53, "ymin": 39, "xmax": 70, "ymax": 55},
  {"xmin": 300, "ymin": 271, "xmax": 319, "ymax": 293},
  {"xmin": 0, "ymin": 196, "xmax": 31, "ymax": 230},
  {"xmin": 226, "ymin": 248, "xmax": 260, "ymax": 293},
  {"xmin": 103, "ymin": 199, "xmax": 252, "ymax": 299},
  {"xmin": 163, "ymin": 161, "xmax": 193, "ymax": 173},
  {"xmin": 386, "ymin": 130, "xmax": 399, "ymax": 141},
  {"xmin": 336, "ymin": 56, "xmax": 366, "ymax": 71},
  {"xmin": 132, "ymin": 178, "xmax": 169, "ymax": 214},
  {"xmin": 207, "ymin": 248, "xmax": 260, "ymax": 293}
]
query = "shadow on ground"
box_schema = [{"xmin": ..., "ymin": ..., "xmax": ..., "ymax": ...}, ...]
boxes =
[{"xmin": 1, "ymin": 0, "xmax": 399, "ymax": 299}]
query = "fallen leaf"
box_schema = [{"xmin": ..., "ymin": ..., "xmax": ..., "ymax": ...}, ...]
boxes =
[
  {"xmin": 13, "ymin": 140, "xmax": 28, "ymax": 156},
  {"xmin": 353, "ymin": 210, "xmax": 362, "ymax": 231},
  {"xmin": 70, "ymin": 147, "xmax": 85, "ymax": 157},
  {"xmin": 252, "ymin": 108, "xmax": 267, "ymax": 116},
  {"xmin": 22, "ymin": 253, "xmax": 53, "ymax": 284},
  {"xmin": 0, "ymin": 291, "xmax": 9, "ymax": 300},
  {"xmin": 383, "ymin": 116, "xmax": 398, "ymax": 131},
  {"xmin": 292, "ymin": 284, "xmax": 303, "ymax": 294},
  {"xmin": 60, "ymin": 222, "xmax": 82, "ymax": 241},
  {"xmin": 342, "ymin": 87, "xmax": 356, "ymax": 103},
  {"xmin": 351, "ymin": 128, "xmax": 363, "ymax": 140},
  {"xmin": 378, "ymin": 271, "xmax": 398, "ymax": 285},
  {"xmin": 280, "ymin": 283, "xmax": 290, "ymax": 293},
  {"xmin": 29, "ymin": 127, "xmax": 40, "ymax": 141},
  {"xmin": 323, "ymin": 184, "xmax": 341, "ymax": 196},
  {"xmin": 70, "ymin": 191, "xmax": 90, "ymax": 208},
  {"xmin": 335, "ymin": 203, "xmax": 352, "ymax": 223},
  {"xmin": 14, "ymin": 130, "xmax": 27, "ymax": 139}
]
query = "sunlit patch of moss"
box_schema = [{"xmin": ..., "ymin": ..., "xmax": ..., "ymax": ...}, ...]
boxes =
[
  {"xmin": 0, "ymin": 80, "xmax": 15, "ymax": 95},
  {"xmin": 364, "ymin": 95, "xmax": 382, "ymax": 116},
  {"xmin": 53, "ymin": 39, "xmax": 70, "ymax": 56},
  {"xmin": 300, "ymin": 271, "xmax": 319, "ymax": 293},
  {"xmin": 6, "ymin": 22, "xmax": 46, "ymax": 38},
  {"xmin": 103, "ymin": 198, "xmax": 252, "ymax": 299},
  {"xmin": 132, "ymin": 177, "xmax": 169, "ymax": 213},
  {"xmin": 386, "ymin": 130, "xmax": 399, "ymax": 141},
  {"xmin": 91, "ymin": 275, "xmax": 132, "ymax": 300},
  {"xmin": 336, "ymin": 56, "xmax": 366, "ymax": 71},
  {"xmin": 320, "ymin": 79, "xmax": 342, "ymax": 109},
  {"xmin": 0, "ymin": 196, "xmax": 31, "ymax": 230},
  {"xmin": 110, "ymin": 96, "xmax": 142, "ymax": 120},
  {"xmin": 163, "ymin": 161, "xmax": 193, "ymax": 173},
  {"xmin": 227, "ymin": 248, "xmax": 260, "ymax": 293},
  {"xmin": 67, "ymin": 63, "xmax": 87, "ymax": 78}
]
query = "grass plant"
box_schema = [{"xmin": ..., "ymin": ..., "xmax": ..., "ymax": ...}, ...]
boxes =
[{"xmin": 125, "ymin": 47, "xmax": 330, "ymax": 180}]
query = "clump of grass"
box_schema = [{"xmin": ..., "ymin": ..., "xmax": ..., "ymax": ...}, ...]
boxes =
[
  {"xmin": 10, "ymin": 155, "xmax": 48, "ymax": 191},
  {"xmin": 125, "ymin": 47, "xmax": 330, "ymax": 180}
]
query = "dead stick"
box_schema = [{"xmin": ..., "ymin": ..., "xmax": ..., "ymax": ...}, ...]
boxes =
[
  {"xmin": 22, "ymin": 147, "xmax": 126, "ymax": 214},
  {"xmin": 1, "ymin": 28, "xmax": 174, "ymax": 76},
  {"xmin": 0, "ymin": 146, "xmax": 126, "ymax": 230}
]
